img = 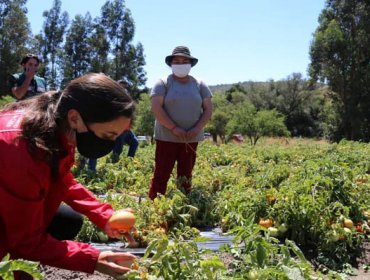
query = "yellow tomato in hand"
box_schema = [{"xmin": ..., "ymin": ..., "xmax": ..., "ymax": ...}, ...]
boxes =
[{"xmin": 109, "ymin": 210, "xmax": 136, "ymax": 232}]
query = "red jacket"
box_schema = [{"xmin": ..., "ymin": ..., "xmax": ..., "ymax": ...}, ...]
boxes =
[{"xmin": 0, "ymin": 110, "xmax": 114, "ymax": 273}]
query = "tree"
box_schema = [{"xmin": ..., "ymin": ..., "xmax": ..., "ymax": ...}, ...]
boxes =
[
  {"xmin": 275, "ymin": 73, "xmax": 317, "ymax": 137},
  {"xmin": 225, "ymin": 83, "xmax": 246, "ymax": 102},
  {"xmin": 0, "ymin": 0, "xmax": 29, "ymax": 96},
  {"xmin": 309, "ymin": 0, "xmax": 370, "ymax": 141},
  {"xmin": 39, "ymin": 0, "xmax": 69, "ymax": 89},
  {"xmin": 100, "ymin": 0, "xmax": 146, "ymax": 89},
  {"xmin": 206, "ymin": 110, "xmax": 229, "ymax": 143},
  {"xmin": 227, "ymin": 102, "xmax": 289, "ymax": 145},
  {"xmin": 133, "ymin": 94, "xmax": 154, "ymax": 139},
  {"xmin": 89, "ymin": 21, "xmax": 110, "ymax": 74},
  {"xmin": 205, "ymin": 93, "xmax": 232, "ymax": 143},
  {"xmin": 61, "ymin": 13, "xmax": 93, "ymax": 86}
]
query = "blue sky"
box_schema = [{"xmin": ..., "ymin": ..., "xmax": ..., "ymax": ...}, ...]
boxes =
[{"xmin": 26, "ymin": 0, "xmax": 326, "ymax": 87}]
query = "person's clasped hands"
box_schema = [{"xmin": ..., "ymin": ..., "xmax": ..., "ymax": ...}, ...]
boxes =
[{"xmin": 172, "ymin": 126, "xmax": 201, "ymax": 142}]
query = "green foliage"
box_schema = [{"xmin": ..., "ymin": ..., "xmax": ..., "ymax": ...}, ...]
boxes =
[
  {"xmin": 225, "ymin": 215, "xmax": 322, "ymax": 279},
  {"xmin": 0, "ymin": 95, "xmax": 14, "ymax": 108},
  {"xmin": 129, "ymin": 237, "xmax": 226, "ymax": 280},
  {"xmin": 0, "ymin": 0, "xmax": 146, "ymax": 92},
  {"xmin": 73, "ymin": 139, "xmax": 370, "ymax": 277},
  {"xmin": 0, "ymin": 254, "xmax": 43, "ymax": 280},
  {"xmin": 88, "ymin": 23, "xmax": 110, "ymax": 74},
  {"xmin": 309, "ymin": 0, "xmax": 370, "ymax": 141},
  {"xmin": 133, "ymin": 94, "xmax": 154, "ymax": 138},
  {"xmin": 61, "ymin": 13, "xmax": 94, "ymax": 86},
  {"xmin": 205, "ymin": 109, "xmax": 229, "ymax": 143},
  {"xmin": 0, "ymin": 0, "xmax": 30, "ymax": 96},
  {"xmin": 38, "ymin": 0, "xmax": 69, "ymax": 89},
  {"xmin": 227, "ymin": 101, "xmax": 289, "ymax": 145},
  {"xmin": 208, "ymin": 75, "xmax": 330, "ymax": 141},
  {"xmin": 100, "ymin": 0, "xmax": 146, "ymax": 88}
]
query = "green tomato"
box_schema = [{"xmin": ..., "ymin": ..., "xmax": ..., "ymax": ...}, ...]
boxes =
[
  {"xmin": 329, "ymin": 230, "xmax": 340, "ymax": 242},
  {"xmin": 343, "ymin": 227, "xmax": 352, "ymax": 234},
  {"xmin": 278, "ymin": 223, "xmax": 288, "ymax": 234},
  {"xmin": 267, "ymin": 227, "xmax": 279, "ymax": 237},
  {"xmin": 248, "ymin": 270, "xmax": 258, "ymax": 280},
  {"xmin": 97, "ymin": 231, "xmax": 109, "ymax": 242}
]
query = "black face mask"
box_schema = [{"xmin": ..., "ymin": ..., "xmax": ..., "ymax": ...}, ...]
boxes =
[{"xmin": 76, "ymin": 129, "xmax": 115, "ymax": 159}]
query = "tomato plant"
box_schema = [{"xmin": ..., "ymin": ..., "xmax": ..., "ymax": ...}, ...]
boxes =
[{"xmin": 73, "ymin": 139, "xmax": 370, "ymax": 277}]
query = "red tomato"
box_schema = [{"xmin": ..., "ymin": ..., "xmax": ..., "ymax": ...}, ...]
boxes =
[{"xmin": 356, "ymin": 222, "xmax": 363, "ymax": 233}]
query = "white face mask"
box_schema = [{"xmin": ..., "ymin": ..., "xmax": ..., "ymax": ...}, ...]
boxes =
[{"xmin": 171, "ymin": 64, "xmax": 191, "ymax": 78}]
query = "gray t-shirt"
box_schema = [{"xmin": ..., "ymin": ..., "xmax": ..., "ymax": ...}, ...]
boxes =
[{"xmin": 150, "ymin": 74, "xmax": 212, "ymax": 143}]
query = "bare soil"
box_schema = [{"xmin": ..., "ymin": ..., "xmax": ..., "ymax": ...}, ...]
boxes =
[
  {"xmin": 39, "ymin": 265, "xmax": 113, "ymax": 280},
  {"xmin": 347, "ymin": 241, "xmax": 370, "ymax": 280}
]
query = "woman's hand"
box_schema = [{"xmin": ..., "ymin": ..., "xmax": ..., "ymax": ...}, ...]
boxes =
[
  {"xmin": 95, "ymin": 251, "xmax": 136, "ymax": 278},
  {"xmin": 123, "ymin": 231, "xmax": 139, "ymax": 248}
]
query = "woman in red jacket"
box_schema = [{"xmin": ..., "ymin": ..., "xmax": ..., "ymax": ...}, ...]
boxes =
[{"xmin": 0, "ymin": 73, "xmax": 137, "ymax": 279}]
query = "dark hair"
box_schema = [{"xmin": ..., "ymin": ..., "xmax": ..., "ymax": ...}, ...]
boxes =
[
  {"xmin": 117, "ymin": 80, "xmax": 130, "ymax": 95},
  {"xmin": 57, "ymin": 73, "xmax": 135, "ymax": 123},
  {"xmin": 2, "ymin": 73, "xmax": 135, "ymax": 177},
  {"xmin": 20, "ymin": 53, "xmax": 40, "ymax": 65}
]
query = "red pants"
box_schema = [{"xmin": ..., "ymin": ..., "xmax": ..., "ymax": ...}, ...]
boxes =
[{"xmin": 149, "ymin": 140, "xmax": 198, "ymax": 200}]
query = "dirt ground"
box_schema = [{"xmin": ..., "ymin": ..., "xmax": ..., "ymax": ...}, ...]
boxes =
[
  {"xmin": 347, "ymin": 240, "xmax": 370, "ymax": 280},
  {"xmin": 38, "ymin": 243, "xmax": 370, "ymax": 280},
  {"xmin": 39, "ymin": 265, "xmax": 112, "ymax": 280}
]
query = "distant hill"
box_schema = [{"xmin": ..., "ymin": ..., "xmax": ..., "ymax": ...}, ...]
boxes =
[{"xmin": 209, "ymin": 81, "xmax": 269, "ymax": 93}]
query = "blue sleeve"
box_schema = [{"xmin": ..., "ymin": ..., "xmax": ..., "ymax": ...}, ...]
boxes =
[{"xmin": 122, "ymin": 130, "xmax": 139, "ymax": 157}]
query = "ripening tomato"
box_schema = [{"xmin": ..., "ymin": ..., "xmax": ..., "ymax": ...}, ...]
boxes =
[
  {"xmin": 266, "ymin": 194, "xmax": 276, "ymax": 204},
  {"xmin": 131, "ymin": 261, "xmax": 139, "ymax": 270},
  {"xmin": 343, "ymin": 218, "xmax": 354, "ymax": 229},
  {"xmin": 363, "ymin": 210, "xmax": 370, "ymax": 219},
  {"xmin": 258, "ymin": 218, "xmax": 273, "ymax": 228},
  {"xmin": 109, "ymin": 210, "xmax": 136, "ymax": 232},
  {"xmin": 154, "ymin": 227, "xmax": 166, "ymax": 235}
]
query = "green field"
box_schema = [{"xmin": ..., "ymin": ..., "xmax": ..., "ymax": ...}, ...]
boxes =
[{"xmin": 74, "ymin": 138, "xmax": 370, "ymax": 279}]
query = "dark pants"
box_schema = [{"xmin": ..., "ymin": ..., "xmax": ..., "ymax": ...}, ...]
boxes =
[
  {"xmin": 15, "ymin": 205, "xmax": 83, "ymax": 279},
  {"xmin": 46, "ymin": 204, "xmax": 84, "ymax": 241},
  {"xmin": 149, "ymin": 140, "xmax": 198, "ymax": 200},
  {"xmin": 79, "ymin": 156, "xmax": 97, "ymax": 172},
  {"xmin": 112, "ymin": 130, "xmax": 139, "ymax": 158}
]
